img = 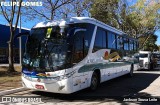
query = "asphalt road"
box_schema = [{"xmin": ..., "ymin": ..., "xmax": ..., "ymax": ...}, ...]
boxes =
[{"xmin": 1, "ymin": 69, "xmax": 160, "ymax": 105}]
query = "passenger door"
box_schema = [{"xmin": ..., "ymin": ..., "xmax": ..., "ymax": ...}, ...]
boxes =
[{"xmin": 72, "ymin": 29, "xmax": 88, "ymax": 92}]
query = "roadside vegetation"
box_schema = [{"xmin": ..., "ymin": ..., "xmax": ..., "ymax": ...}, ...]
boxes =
[{"xmin": 90, "ymin": 0, "xmax": 160, "ymax": 51}]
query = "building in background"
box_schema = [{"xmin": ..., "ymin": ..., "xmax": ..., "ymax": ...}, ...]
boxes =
[{"xmin": 0, "ymin": 24, "xmax": 30, "ymax": 64}]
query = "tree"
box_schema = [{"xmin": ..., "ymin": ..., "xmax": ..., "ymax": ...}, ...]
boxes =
[
  {"xmin": 0, "ymin": 0, "xmax": 22, "ymax": 72},
  {"xmin": 138, "ymin": 35, "xmax": 158, "ymax": 51},
  {"xmin": 90, "ymin": 0, "xmax": 160, "ymax": 51},
  {"xmin": 25, "ymin": 0, "xmax": 91, "ymax": 20},
  {"xmin": 158, "ymin": 45, "xmax": 160, "ymax": 51},
  {"xmin": 90, "ymin": 0, "xmax": 120, "ymax": 28},
  {"xmin": 26, "ymin": 0, "xmax": 73, "ymax": 20},
  {"xmin": 131, "ymin": 0, "xmax": 160, "ymax": 50},
  {"xmin": 70, "ymin": 0, "xmax": 92, "ymax": 17},
  {"xmin": 57, "ymin": 0, "xmax": 92, "ymax": 18}
]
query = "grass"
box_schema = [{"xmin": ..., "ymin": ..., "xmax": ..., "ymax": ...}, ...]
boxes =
[{"xmin": 0, "ymin": 66, "xmax": 22, "ymax": 87}]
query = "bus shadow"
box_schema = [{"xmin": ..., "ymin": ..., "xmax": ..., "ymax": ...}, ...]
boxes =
[{"xmin": 32, "ymin": 72, "xmax": 160, "ymax": 104}]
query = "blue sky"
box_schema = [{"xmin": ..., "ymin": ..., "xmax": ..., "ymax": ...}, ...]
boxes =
[
  {"xmin": 0, "ymin": 14, "xmax": 40, "ymax": 29},
  {"xmin": 155, "ymin": 30, "xmax": 160, "ymax": 45}
]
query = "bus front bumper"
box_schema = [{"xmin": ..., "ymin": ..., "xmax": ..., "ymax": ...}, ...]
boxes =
[{"xmin": 21, "ymin": 75, "xmax": 73, "ymax": 94}]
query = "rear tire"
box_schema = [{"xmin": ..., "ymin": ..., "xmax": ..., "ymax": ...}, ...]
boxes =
[
  {"xmin": 127, "ymin": 64, "xmax": 134, "ymax": 77},
  {"xmin": 90, "ymin": 71, "xmax": 99, "ymax": 91}
]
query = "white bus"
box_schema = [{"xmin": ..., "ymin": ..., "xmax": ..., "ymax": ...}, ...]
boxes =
[{"xmin": 21, "ymin": 17, "xmax": 138, "ymax": 94}]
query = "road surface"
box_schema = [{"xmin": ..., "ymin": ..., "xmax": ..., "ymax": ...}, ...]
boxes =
[{"xmin": 1, "ymin": 69, "xmax": 160, "ymax": 105}]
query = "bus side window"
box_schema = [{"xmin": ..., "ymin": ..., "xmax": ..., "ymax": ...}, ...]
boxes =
[
  {"xmin": 72, "ymin": 31, "xmax": 86, "ymax": 64},
  {"xmin": 124, "ymin": 38, "xmax": 129, "ymax": 50},
  {"xmin": 107, "ymin": 32, "xmax": 116, "ymax": 49},
  {"xmin": 93, "ymin": 27, "xmax": 106, "ymax": 52},
  {"xmin": 129, "ymin": 39, "xmax": 134, "ymax": 51},
  {"xmin": 117, "ymin": 36, "xmax": 123, "ymax": 49},
  {"xmin": 134, "ymin": 41, "xmax": 137, "ymax": 51}
]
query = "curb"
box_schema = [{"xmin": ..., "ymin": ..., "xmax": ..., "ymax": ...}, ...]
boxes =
[{"xmin": 0, "ymin": 87, "xmax": 28, "ymax": 96}]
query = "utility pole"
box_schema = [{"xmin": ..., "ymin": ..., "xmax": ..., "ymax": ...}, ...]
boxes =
[{"xmin": 19, "ymin": 12, "xmax": 22, "ymax": 65}]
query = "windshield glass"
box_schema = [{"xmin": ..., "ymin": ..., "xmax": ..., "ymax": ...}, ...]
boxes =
[
  {"xmin": 153, "ymin": 54, "xmax": 160, "ymax": 59},
  {"xmin": 22, "ymin": 23, "xmax": 94, "ymax": 72},
  {"xmin": 23, "ymin": 26, "xmax": 70, "ymax": 71},
  {"xmin": 139, "ymin": 54, "xmax": 148, "ymax": 58}
]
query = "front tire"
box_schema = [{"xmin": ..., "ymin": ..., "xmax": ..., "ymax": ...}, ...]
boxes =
[{"xmin": 90, "ymin": 72, "xmax": 99, "ymax": 91}]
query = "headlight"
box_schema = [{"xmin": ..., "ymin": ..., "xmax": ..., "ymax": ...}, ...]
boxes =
[{"xmin": 23, "ymin": 58, "xmax": 29, "ymax": 64}]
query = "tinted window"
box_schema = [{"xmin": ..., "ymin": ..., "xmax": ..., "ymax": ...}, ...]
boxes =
[
  {"xmin": 153, "ymin": 54, "xmax": 160, "ymax": 59},
  {"xmin": 134, "ymin": 41, "xmax": 137, "ymax": 51},
  {"xmin": 108, "ymin": 32, "xmax": 116, "ymax": 49},
  {"xmin": 129, "ymin": 39, "xmax": 134, "ymax": 51},
  {"xmin": 117, "ymin": 36, "xmax": 123, "ymax": 49},
  {"xmin": 93, "ymin": 27, "xmax": 106, "ymax": 52},
  {"xmin": 85, "ymin": 23, "xmax": 95, "ymax": 49},
  {"xmin": 124, "ymin": 38, "xmax": 129, "ymax": 50},
  {"xmin": 139, "ymin": 54, "xmax": 148, "ymax": 58},
  {"xmin": 69, "ymin": 23, "xmax": 95, "ymax": 64},
  {"xmin": 72, "ymin": 31, "xmax": 86, "ymax": 63}
]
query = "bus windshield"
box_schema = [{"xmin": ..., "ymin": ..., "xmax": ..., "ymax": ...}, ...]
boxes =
[
  {"xmin": 22, "ymin": 23, "xmax": 94, "ymax": 72},
  {"xmin": 153, "ymin": 54, "xmax": 160, "ymax": 59},
  {"xmin": 139, "ymin": 54, "xmax": 148, "ymax": 58},
  {"xmin": 23, "ymin": 26, "xmax": 70, "ymax": 71}
]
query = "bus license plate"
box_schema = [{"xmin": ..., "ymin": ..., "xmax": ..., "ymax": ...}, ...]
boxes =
[{"xmin": 35, "ymin": 84, "xmax": 44, "ymax": 90}]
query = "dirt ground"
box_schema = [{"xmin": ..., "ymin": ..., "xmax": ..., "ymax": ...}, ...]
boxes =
[{"xmin": 0, "ymin": 66, "xmax": 22, "ymax": 90}]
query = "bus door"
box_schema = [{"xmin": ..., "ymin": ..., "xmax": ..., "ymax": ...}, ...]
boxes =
[{"xmin": 72, "ymin": 29, "xmax": 88, "ymax": 91}]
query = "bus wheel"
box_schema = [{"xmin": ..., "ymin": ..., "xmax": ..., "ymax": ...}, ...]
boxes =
[
  {"xmin": 149, "ymin": 63, "xmax": 153, "ymax": 70},
  {"xmin": 90, "ymin": 71, "xmax": 99, "ymax": 91},
  {"xmin": 127, "ymin": 64, "xmax": 134, "ymax": 77}
]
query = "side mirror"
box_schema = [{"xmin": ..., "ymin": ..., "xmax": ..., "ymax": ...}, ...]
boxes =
[{"xmin": 15, "ymin": 32, "xmax": 29, "ymax": 39}]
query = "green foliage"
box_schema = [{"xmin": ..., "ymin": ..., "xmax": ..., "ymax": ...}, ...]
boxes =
[
  {"xmin": 158, "ymin": 46, "xmax": 160, "ymax": 51},
  {"xmin": 90, "ymin": 0, "xmax": 160, "ymax": 51},
  {"xmin": 90, "ymin": 0, "xmax": 119, "ymax": 28},
  {"xmin": 139, "ymin": 35, "xmax": 158, "ymax": 51}
]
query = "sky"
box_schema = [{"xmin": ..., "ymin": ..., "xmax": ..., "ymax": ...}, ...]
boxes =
[
  {"xmin": 0, "ymin": 0, "xmax": 160, "ymax": 45},
  {"xmin": 155, "ymin": 30, "xmax": 160, "ymax": 45},
  {"xmin": 0, "ymin": 13, "xmax": 40, "ymax": 29}
]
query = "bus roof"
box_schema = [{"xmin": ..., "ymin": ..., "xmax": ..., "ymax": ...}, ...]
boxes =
[{"xmin": 33, "ymin": 17, "xmax": 125, "ymax": 35}]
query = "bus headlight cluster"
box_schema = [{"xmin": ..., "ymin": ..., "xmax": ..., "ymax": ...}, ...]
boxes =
[
  {"xmin": 22, "ymin": 73, "xmax": 32, "ymax": 81},
  {"xmin": 22, "ymin": 71, "xmax": 75, "ymax": 82},
  {"xmin": 23, "ymin": 58, "xmax": 29, "ymax": 64}
]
